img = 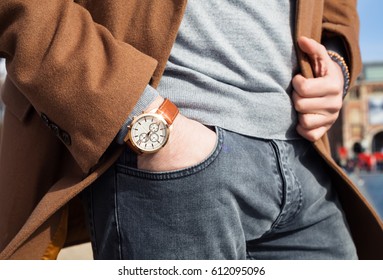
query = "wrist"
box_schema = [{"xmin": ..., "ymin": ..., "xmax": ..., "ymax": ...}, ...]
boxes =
[
  {"xmin": 143, "ymin": 95, "xmax": 165, "ymax": 113},
  {"xmin": 328, "ymin": 50, "xmax": 350, "ymax": 98},
  {"xmin": 115, "ymin": 85, "xmax": 159, "ymax": 144},
  {"xmin": 125, "ymin": 98, "xmax": 179, "ymax": 154}
]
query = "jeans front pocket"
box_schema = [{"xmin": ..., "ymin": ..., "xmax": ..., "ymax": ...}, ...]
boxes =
[
  {"xmin": 112, "ymin": 127, "xmax": 247, "ymax": 259},
  {"xmin": 115, "ymin": 126, "xmax": 224, "ymax": 180}
]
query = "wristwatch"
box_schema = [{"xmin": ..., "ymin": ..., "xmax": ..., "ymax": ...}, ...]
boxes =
[{"xmin": 124, "ymin": 98, "xmax": 179, "ymax": 154}]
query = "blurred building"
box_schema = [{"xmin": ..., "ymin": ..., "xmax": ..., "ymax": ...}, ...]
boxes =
[{"xmin": 330, "ymin": 62, "xmax": 383, "ymax": 169}]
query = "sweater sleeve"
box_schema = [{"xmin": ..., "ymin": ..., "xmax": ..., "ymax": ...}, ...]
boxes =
[{"xmin": 0, "ymin": 0, "xmax": 158, "ymax": 173}]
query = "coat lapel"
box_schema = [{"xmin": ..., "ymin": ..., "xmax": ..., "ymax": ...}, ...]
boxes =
[{"xmin": 295, "ymin": 0, "xmax": 324, "ymax": 79}]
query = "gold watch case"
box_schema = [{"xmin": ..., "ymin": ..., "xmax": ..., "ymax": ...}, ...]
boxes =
[{"xmin": 127, "ymin": 112, "xmax": 171, "ymax": 154}]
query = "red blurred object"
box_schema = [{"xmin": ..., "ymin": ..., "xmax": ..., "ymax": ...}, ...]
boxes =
[
  {"xmin": 358, "ymin": 153, "xmax": 374, "ymax": 171},
  {"xmin": 374, "ymin": 152, "xmax": 383, "ymax": 162},
  {"xmin": 338, "ymin": 146, "xmax": 348, "ymax": 158}
]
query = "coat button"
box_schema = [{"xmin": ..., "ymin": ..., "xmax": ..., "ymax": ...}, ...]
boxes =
[
  {"xmin": 49, "ymin": 123, "xmax": 60, "ymax": 136},
  {"xmin": 60, "ymin": 131, "xmax": 72, "ymax": 146},
  {"xmin": 41, "ymin": 113, "xmax": 50, "ymax": 125},
  {"xmin": 40, "ymin": 112, "xmax": 71, "ymax": 146}
]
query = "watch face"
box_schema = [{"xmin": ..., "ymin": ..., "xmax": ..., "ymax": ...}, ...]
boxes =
[{"xmin": 129, "ymin": 113, "xmax": 170, "ymax": 153}]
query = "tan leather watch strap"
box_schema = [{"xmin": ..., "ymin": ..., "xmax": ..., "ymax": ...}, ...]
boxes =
[
  {"xmin": 156, "ymin": 98, "xmax": 179, "ymax": 125},
  {"xmin": 124, "ymin": 98, "xmax": 179, "ymax": 154}
]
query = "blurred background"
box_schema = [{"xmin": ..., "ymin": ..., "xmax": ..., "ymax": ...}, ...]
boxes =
[
  {"xmin": 327, "ymin": 0, "xmax": 383, "ymax": 221},
  {"xmin": 0, "ymin": 1, "xmax": 382, "ymax": 259}
]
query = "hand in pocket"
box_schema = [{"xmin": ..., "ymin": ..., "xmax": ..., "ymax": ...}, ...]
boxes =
[{"xmin": 137, "ymin": 114, "xmax": 217, "ymax": 172}]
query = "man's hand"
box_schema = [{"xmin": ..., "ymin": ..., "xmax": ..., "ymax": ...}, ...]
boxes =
[
  {"xmin": 137, "ymin": 96, "xmax": 217, "ymax": 172},
  {"xmin": 292, "ymin": 36, "xmax": 345, "ymax": 142}
]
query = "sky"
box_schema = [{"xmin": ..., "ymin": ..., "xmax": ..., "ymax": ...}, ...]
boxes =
[{"xmin": 358, "ymin": 0, "xmax": 383, "ymax": 62}]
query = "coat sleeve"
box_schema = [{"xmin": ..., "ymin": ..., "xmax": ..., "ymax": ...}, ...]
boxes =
[
  {"xmin": 0, "ymin": 0, "xmax": 158, "ymax": 173},
  {"xmin": 322, "ymin": 0, "xmax": 362, "ymax": 84}
]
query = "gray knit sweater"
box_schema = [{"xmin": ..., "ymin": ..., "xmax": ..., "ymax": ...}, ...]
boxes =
[
  {"xmin": 117, "ymin": 0, "xmax": 300, "ymax": 143},
  {"xmin": 157, "ymin": 0, "xmax": 300, "ymax": 139}
]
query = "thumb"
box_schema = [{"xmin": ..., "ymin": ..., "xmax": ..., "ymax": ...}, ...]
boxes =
[{"xmin": 298, "ymin": 36, "xmax": 330, "ymax": 77}]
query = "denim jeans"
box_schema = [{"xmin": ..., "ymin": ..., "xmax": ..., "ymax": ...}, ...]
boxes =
[{"xmin": 83, "ymin": 127, "xmax": 357, "ymax": 259}]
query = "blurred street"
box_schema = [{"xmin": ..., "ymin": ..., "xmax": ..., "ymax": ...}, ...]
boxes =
[{"xmin": 351, "ymin": 171, "xmax": 383, "ymax": 220}]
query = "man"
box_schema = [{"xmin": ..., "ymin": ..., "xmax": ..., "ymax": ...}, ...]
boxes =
[{"xmin": 0, "ymin": 0, "xmax": 382, "ymax": 259}]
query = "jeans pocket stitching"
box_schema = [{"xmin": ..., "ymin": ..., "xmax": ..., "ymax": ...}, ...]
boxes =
[{"xmin": 266, "ymin": 140, "xmax": 289, "ymax": 233}]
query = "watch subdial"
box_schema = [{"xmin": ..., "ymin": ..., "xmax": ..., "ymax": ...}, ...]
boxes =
[
  {"xmin": 149, "ymin": 123, "xmax": 159, "ymax": 132},
  {"xmin": 149, "ymin": 133, "xmax": 159, "ymax": 142},
  {"xmin": 139, "ymin": 133, "xmax": 149, "ymax": 143}
]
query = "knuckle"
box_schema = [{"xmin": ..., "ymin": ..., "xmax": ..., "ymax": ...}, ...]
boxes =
[
  {"xmin": 299, "ymin": 114, "xmax": 311, "ymax": 128},
  {"xmin": 293, "ymin": 78, "xmax": 310, "ymax": 96},
  {"xmin": 299, "ymin": 81, "xmax": 311, "ymax": 95},
  {"xmin": 329, "ymin": 98, "xmax": 343, "ymax": 112},
  {"xmin": 307, "ymin": 131, "xmax": 320, "ymax": 142},
  {"xmin": 329, "ymin": 111, "xmax": 340, "ymax": 124},
  {"xmin": 303, "ymin": 132, "xmax": 315, "ymax": 142},
  {"xmin": 334, "ymin": 100, "xmax": 343, "ymax": 111},
  {"xmin": 302, "ymin": 126, "xmax": 325, "ymax": 142},
  {"xmin": 329, "ymin": 83, "xmax": 341, "ymax": 94},
  {"xmin": 297, "ymin": 126, "xmax": 315, "ymax": 142},
  {"xmin": 319, "ymin": 45, "xmax": 327, "ymax": 55},
  {"xmin": 292, "ymin": 75, "xmax": 300, "ymax": 85},
  {"xmin": 294, "ymin": 99, "xmax": 305, "ymax": 112}
]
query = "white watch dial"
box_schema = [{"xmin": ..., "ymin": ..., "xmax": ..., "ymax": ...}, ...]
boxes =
[{"xmin": 129, "ymin": 114, "xmax": 169, "ymax": 153}]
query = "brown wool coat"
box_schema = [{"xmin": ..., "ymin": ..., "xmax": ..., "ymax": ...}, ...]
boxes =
[{"xmin": 0, "ymin": 0, "xmax": 382, "ymax": 260}]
